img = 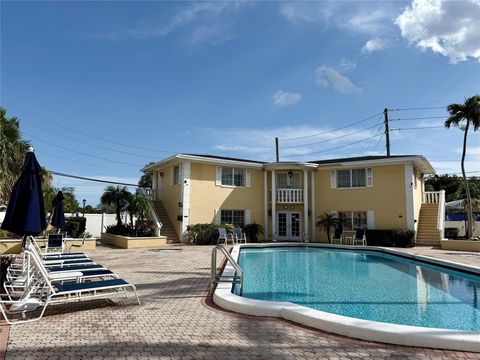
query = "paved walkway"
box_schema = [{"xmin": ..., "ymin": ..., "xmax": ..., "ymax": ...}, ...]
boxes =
[{"xmin": 4, "ymin": 245, "xmax": 480, "ymax": 359}]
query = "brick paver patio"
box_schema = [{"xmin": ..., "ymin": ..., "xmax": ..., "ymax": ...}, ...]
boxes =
[{"xmin": 3, "ymin": 245, "xmax": 480, "ymax": 359}]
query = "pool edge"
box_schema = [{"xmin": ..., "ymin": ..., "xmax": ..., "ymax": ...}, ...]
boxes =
[{"xmin": 213, "ymin": 243, "xmax": 480, "ymax": 353}]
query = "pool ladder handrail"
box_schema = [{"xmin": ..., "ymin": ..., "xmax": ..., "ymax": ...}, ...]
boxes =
[{"xmin": 211, "ymin": 245, "xmax": 243, "ymax": 296}]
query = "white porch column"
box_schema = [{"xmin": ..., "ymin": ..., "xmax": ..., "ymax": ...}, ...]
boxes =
[
  {"xmin": 311, "ymin": 171, "xmax": 316, "ymax": 242},
  {"xmin": 181, "ymin": 161, "xmax": 191, "ymax": 242},
  {"xmin": 271, "ymin": 169, "xmax": 276, "ymax": 241},
  {"xmin": 303, "ymin": 170, "xmax": 309, "ymax": 241},
  {"xmin": 264, "ymin": 170, "xmax": 269, "ymax": 241}
]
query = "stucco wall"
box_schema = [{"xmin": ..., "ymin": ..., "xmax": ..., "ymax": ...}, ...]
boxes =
[
  {"xmin": 314, "ymin": 164, "xmax": 408, "ymax": 242},
  {"xmin": 189, "ymin": 163, "xmax": 265, "ymax": 235}
]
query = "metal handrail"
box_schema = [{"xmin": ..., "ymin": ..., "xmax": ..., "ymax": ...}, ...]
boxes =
[
  {"xmin": 148, "ymin": 203, "xmax": 163, "ymax": 237},
  {"xmin": 211, "ymin": 245, "xmax": 243, "ymax": 295}
]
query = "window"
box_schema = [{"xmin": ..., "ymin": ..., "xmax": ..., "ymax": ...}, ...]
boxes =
[
  {"xmin": 220, "ymin": 210, "xmax": 245, "ymax": 227},
  {"xmin": 338, "ymin": 211, "xmax": 367, "ymax": 231},
  {"xmin": 276, "ymin": 172, "xmax": 301, "ymax": 188},
  {"xmin": 173, "ymin": 166, "xmax": 180, "ymax": 185},
  {"xmin": 337, "ymin": 168, "xmax": 366, "ymax": 188},
  {"xmin": 221, "ymin": 167, "xmax": 245, "ymax": 187}
]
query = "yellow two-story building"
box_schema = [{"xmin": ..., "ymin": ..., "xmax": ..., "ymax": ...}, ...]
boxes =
[{"xmin": 143, "ymin": 153, "xmax": 443, "ymax": 245}]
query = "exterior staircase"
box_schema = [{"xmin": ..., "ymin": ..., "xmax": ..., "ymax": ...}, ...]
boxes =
[
  {"xmin": 152, "ymin": 201, "xmax": 180, "ymax": 244},
  {"xmin": 416, "ymin": 203, "xmax": 442, "ymax": 246}
]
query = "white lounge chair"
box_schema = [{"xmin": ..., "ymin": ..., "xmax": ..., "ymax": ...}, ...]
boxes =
[
  {"xmin": 217, "ymin": 228, "xmax": 234, "ymax": 245},
  {"xmin": 233, "ymin": 227, "xmax": 247, "ymax": 244}
]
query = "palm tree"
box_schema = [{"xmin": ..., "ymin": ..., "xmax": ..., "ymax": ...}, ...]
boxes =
[
  {"xmin": 445, "ymin": 95, "xmax": 480, "ymax": 239},
  {"xmin": 316, "ymin": 212, "xmax": 340, "ymax": 244},
  {"xmin": 0, "ymin": 108, "xmax": 30, "ymax": 203},
  {"xmin": 100, "ymin": 186, "xmax": 132, "ymax": 226}
]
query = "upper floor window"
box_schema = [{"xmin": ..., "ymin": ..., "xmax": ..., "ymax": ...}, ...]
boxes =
[
  {"xmin": 221, "ymin": 167, "xmax": 245, "ymax": 187},
  {"xmin": 332, "ymin": 168, "xmax": 372, "ymax": 188},
  {"xmin": 173, "ymin": 165, "xmax": 181, "ymax": 185}
]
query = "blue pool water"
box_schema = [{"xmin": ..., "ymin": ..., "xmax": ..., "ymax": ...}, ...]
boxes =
[{"xmin": 236, "ymin": 247, "xmax": 480, "ymax": 331}]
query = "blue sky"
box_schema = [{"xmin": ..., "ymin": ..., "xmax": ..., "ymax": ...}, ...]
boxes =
[{"xmin": 1, "ymin": 1, "xmax": 479, "ymax": 205}]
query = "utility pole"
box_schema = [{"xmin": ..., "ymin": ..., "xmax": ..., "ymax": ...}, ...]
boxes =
[
  {"xmin": 275, "ymin": 137, "xmax": 279, "ymax": 162},
  {"xmin": 384, "ymin": 108, "xmax": 391, "ymax": 157}
]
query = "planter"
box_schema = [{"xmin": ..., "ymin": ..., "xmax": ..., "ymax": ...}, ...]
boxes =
[
  {"xmin": 100, "ymin": 233, "xmax": 168, "ymax": 249},
  {"xmin": 440, "ymin": 239, "xmax": 480, "ymax": 252},
  {"xmin": 0, "ymin": 238, "xmax": 96, "ymax": 254}
]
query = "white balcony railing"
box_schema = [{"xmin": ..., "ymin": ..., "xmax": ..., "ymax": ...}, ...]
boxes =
[
  {"xmin": 423, "ymin": 191, "xmax": 441, "ymax": 204},
  {"xmin": 276, "ymin": 188, "xmax": 304, "ymax": 203},
  {"xmin": 423, "ymin": 190, "xmax": 446, "ymax": 238}
]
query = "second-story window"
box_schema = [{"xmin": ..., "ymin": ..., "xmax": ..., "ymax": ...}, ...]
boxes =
[
  {"xmin": 337, "ymin": 168, "xmax": 366, "ymax": 188},
  {"xmin": 222, "ymin": 167, "xmax": 245, "ymax": 187},
  {"xmin": 173, "ymin": 165, "xmax": 180, "ymax": 185}
]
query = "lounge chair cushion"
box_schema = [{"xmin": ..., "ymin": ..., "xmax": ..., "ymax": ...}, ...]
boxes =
[
  {"xmin": 55, "ymin": 278, "xmax": 129, "ymax": 293},
  {"xmin": 48, "ymin": 265, "xmax": 103, "ymax": 272}
]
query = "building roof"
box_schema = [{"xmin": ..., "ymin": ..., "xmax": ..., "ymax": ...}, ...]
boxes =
[
  {"xmin": 311, "ymin": 155, "xmax": 419, "ymax": 165},
  {"xmin": 185, "ymin": 153, "xmax": 264, "ymax": 164}
]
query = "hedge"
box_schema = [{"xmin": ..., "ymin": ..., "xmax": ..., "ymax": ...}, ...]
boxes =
[
  {"xmin": 365, "ymin": 229, "xmax": 416, "ymax": 248},
  {"xmin": 63, "ymin": 217, "xmax": 87, "ymax": 238},
  {"xmin": 186, "ymin": 223, "xmax": 220, "ymax": 245}
]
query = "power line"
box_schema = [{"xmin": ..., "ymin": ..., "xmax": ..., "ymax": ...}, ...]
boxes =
[
  {"xmin": 391, "ymin": 116, "xmax": 446, "ymax": 121},
  {"xmin": 391, "ymin": 126, "xmax": 445, "ymax": 131},
  {"xmin": 280, "ymin": 111, "xmax": 383, "ymax": 142},
  {"xmin": 24, "ymin": 132, "xmax": 140, "ymax": 168},
  {"xmin": 21, "ymin": 118, "xmax": 159, "ymax": 160},
  {"xmin": 283, "ymin": 133, "xmax": 383, "ymax": 159},
  {"xmin": 389, "ymin": 106, "xmax": 446, "ymax": 111},
  {"xmin": 281, "ymin": 123, "xmax": 380, "ymax": 149},
  {"xmin": 49, "ymin": 171, "xmax": 146, "ymax": 187},
  {"xmin": 3, "ymin": 101, "xmax": 180, "ymax": 155}
]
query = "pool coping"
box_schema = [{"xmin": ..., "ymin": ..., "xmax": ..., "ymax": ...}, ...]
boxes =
[{"xmin": 213, "ymin": 243, "xmax": 480, "ymax": 352}]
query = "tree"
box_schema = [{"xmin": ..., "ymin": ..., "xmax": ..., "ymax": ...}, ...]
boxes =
[
  {"xmin": 316, "ymin": 213, "xmax": 340, "ymax": 244},
  {"xmin": 43, "ymin": 186, "xmax": 79, "ymax": 214},
  {"xmin": 444, "ymin": 95, "xmax": 480, "ymax": 239},
  {"xmin": 100, "ymin": 186, "xmax": 132, "ymax": 226},
  {"xmin": 138, "ymin": 162, "xmax": 155, "ymax": 189},
  {"xmin": 0, "ymin": 108, "xmax": 30, "ymax": 203}
]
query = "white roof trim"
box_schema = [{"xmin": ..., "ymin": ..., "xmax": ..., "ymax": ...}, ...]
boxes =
[
  {"xmin": 143, "ymin": 154, "xmax": 264, "ymax": 172},
  {"xmin": 317, "ymin": 156, "xmax": 435, "ymax": 174}
]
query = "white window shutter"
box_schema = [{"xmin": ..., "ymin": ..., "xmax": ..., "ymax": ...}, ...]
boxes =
[
  {"xmin": 330, "ymin": 170, "xmax": 337, "ymax": 188},
  {"xmin": 245, "ymin": 209, "xmax": 251, "ymax": 225},
  {"xmin": 245, "ymin": 169, "xmax": 251, "ymax": 188},
  {"xmin": 214, "ymin": 209, "xmax": 221, "ymax": 225},
  {"xmin": 366, "ymin": 167, "xmax": 373, "ymax": 187},
  {"xmin": 367, "ymin": 210, "xmax": 375, "ymax": 229},
  {"xmin": 215, "ymin": 166, "xmax": 222, "ymax": 186},
  {"xmin": 170, "ymin": 167, "xmax": 174, "ymax": 186}
]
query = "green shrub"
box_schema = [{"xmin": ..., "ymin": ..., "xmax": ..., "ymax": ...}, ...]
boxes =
[
  {"xmin": 63, "ymin": 217, "xmax": 87, "ymax": 238},
  {"xmin": 243, "ymin": 223, "xmax": 264, "ymax": 243},
  {"xmin": 444, "ymin": 227, "xmax": 459, "ymax": 239},
  {"xmin": 365, "ymin": 229, "xmax": 416, "ymax": 248},
  {"xmin": 0, "ymin": 255, "xmax": 15, "ymax": 286},
  {"xmin": 186, "ymin": 223, "xmax": 220, "ymax": 245},
  {"xmin": 105, "ymin": 223, "xmax": 154, "ymax": 237}
]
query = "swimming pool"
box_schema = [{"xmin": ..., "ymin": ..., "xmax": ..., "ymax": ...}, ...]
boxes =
[
  {"xmin": 213, "ymin": 244, "xmax": 480, "ymax": 351},
  {"xmin": 236, "ymin": 246, "xmax": 480, "ymax": 331}
]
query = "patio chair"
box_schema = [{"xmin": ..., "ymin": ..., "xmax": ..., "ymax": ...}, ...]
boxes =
[
  {"xmin": 342, "ymin": 230, "xmax": 356, "ymax": 245},
  {"xmin": 0, "ymin": 250, "xmax": 140, "ymax": 324},
  {"xmin": 331, "ymin": 227, "xmax": 343, "ymax": 244},
  {"xmin": 46, "ymin": 233, "xmax": 65, "ymax": 253},
  {"xmin": 217, "ymin": 227, "xmax": 234, "ymax": 245},
  {"xmin": 353, "ymin": 228, "xmax": 367, "ymax": 246},
  {"xmin": 68, "ymin": 233, "xmax": 87, "ymax": 253},
  {"xmin": 233, "ymin": 227, "xmax": 247, "ymax": 244}
]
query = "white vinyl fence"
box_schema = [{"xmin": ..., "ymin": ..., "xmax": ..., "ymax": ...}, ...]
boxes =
[
  {"xmin": 64, "ymin": 213, "xmax": 138, "ymax": 238},
  {"xmin": 0, "ymin": 212, "xmax": 137, "ymax": 238}
]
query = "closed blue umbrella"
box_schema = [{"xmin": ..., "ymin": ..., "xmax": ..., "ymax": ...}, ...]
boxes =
[
  {"xmin": 1, "ymin": 149, "xmax": 47, "ymax": 244},
  {"xmin": 50, "ymin": 191, "xmax": 65, "ymax": 230}
]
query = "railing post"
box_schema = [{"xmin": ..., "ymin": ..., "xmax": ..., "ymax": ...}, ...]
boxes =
[{"xmin": 438, "ymin": 190, "xmax": 446, "ymax": 238}]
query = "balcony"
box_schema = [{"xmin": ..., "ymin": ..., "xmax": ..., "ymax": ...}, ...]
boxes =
[{"xmin": 276, "ymin": 188, "xmax": 304, "ymax": 203}]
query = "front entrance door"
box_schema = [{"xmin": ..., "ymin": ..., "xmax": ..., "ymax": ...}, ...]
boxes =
[{"xmin": 276, "ymin": 211, "xmax": 302, "ymax": 241}]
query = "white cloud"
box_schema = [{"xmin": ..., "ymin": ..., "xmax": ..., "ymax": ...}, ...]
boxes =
[
  {"xmin": 100, "ymin": 2, "xmax": 247, "ymax": 45},
  {"xmin": 279, "ymin": 2, "xmax": 394, "ymax": 35},
  {"xmin": 362, "ymin": 38, "xmax": 388, "ymax": 53},
  {"xmin": 314, "ymin": 66, "xmax": 363, "ymax": 94},
  {"xmin": 339, "ymin": 58, "xmax": 357, "ymax": 72},
  {"xmin": 395, "ymin": 0, "xmax": 480, "ymax": 63},
  {"xmin": 272, "ymin": 91, "xmax": 303, "ymax": 107}
]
